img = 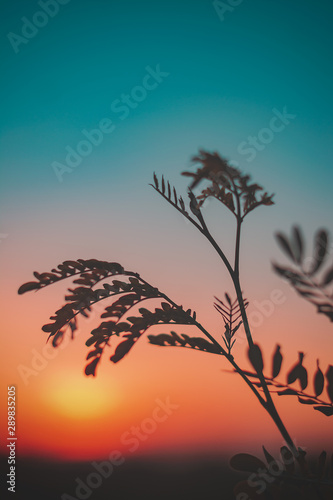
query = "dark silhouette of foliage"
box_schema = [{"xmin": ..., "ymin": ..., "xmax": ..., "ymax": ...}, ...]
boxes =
[
  {"xmin": 314, "ymin": 359, "xmax": 325, "ymax": 397},
  {"xmin": 248, "ymin": 343, "xmax": 264, "ymax": 374},
  {"xmin": 235, "ymin": 344, "xmax": 333, "ymax": 417},
  {"xmin": 273, "ymin": 226, "xmax": 333, "ymax": 322},
  {"xmin": 18, "ymin": 150, "xmax": 333, "ymax": 499},
  {"xmin": 272, "ymin": 344, "xmax": 283, "ymax": 379},
  {"xmin": 182, "ymin": 150, "xmax": 274, "ymax": 219},
  {"xmin": 287, "ymin": 352, "xmax": 308, "ymax": 390},
  {"xmin": 214, "ymin": 293, "xmax": 248, "ymax": 355},
  {"xmin": 148, "ymin": 331, "xmax": 223, "ymax": 354},
  {"xmin": 18, "ymin": 260, "xmax": 209, "ymax": 376},
  {"xmin": 231, "ymin": 446, "xmax": 333, "ymax": 500},
  {"xmin": 18, "ymin": 259, "xmax": 124, "ymax": 294}
]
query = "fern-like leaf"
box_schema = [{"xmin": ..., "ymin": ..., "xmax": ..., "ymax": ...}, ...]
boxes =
[
  {"xmin": 18, "ymin": 260, "xmax": 223, "ymax": 376},
  {"xmin": 273, "ymin": 227, "xmax": 333, "ymax": 323},
  {"xmin": 214, "ymin": 293, "xmax": 248, "ymax": 355}
]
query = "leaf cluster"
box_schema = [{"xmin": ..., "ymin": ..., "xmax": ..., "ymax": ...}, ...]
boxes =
[
  {"xmin": 147, "ymin": 330, "xmax": 223, "ymax": 355},
  {"xmin": 245, "ymin": 344, "xmax": 333, "ymax": 416},
  {"xmin": 18, "ymin": 259, "xmax": 201, "ymax": 376},
  {"xmin": 274, "ymin": 227, "xmax": 333, "ymax": 322},
  {"xmin": 214, "ymin": 293, "xmax": 248, "ymax": 355},
  {"xmin": 181, "ymin": 150, "xmax": 274, "ymax": 219},
  {"xmin": 231, "ymin": 446, "xmax": 333, "ymax": 500},
  {"xmin": 18, "ymin": 259, "xmax": 124, "ymax": 294}
]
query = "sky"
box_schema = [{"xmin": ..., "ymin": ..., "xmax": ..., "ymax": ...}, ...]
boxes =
[{"xmin": 1, "ymin": 0, "xmax": 333, "ymax": 463}]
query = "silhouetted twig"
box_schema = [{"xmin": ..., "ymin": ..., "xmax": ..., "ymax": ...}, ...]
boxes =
[{"xmin": 18, "ymin": 150, "xmax": 333, "ymax": 499}]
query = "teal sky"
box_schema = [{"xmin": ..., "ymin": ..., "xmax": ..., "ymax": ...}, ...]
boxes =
[{"xmin": 1, "ymin": 0, "xmax": 333, "ymax": 266}]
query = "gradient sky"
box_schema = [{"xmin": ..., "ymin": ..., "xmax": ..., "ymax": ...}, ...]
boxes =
[{"xmin": 1, "ymin": 0, "xmax": 333, "ymax": 462}]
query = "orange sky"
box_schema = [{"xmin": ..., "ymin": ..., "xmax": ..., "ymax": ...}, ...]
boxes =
[{"xmin": 1, "ymin": 252, "xmax": 332, "ymax": 461}]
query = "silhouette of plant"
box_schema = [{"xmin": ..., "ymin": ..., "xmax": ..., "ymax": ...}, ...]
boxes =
[
  {"xmin": 18, "ymin": 150, "xmax": 333, "ymax": 499},
  {"xmin": 229, "ymin": 345, "xmax": 333, "ymax": 417},
  {"xmin": 214, "ymin": 293, "xmax": 249, "ymax": 356},
  {"xmin": 231, "ymin": 446, "xmax": 333, "ymax": 499},
  {"xmin": 273, "ymin": 226, "xmax": 333, "ymax": 322}
]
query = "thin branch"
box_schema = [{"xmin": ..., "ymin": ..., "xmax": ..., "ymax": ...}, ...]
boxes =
[
  {"xmin": 150, "ymin": 185, "xmax": 203, "ymax": 232},
  {"xmin": 230, "ymin": 178, "xmax": 242, "ymax": 276},
  {"xmin": 151, "ymin": 184, "xmax": 235, "ymax": 277},
  {"xmin": 137, "ymin": 274, "xmax": 266, "ymax": 406},
  {"xmin": 152, "ymin": 173, "xmax": 301, "ymax": 461},
  {"xmin": 264, "ymin": 376, "xmax": 332, "ymax": 408}
]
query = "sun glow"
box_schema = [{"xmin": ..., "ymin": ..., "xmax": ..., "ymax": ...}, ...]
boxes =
[{"xmin": 43, "ymin": 372, "xmax": 120, "ymax": 420}]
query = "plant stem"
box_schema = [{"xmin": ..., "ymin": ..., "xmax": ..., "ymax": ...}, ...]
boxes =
[
  {"xmin": 232, "ymin": 179, "xmax": 242, "ymax": 276},
  {"xmin": 234, "ymin": 218, "xmax": 241, "ymax": 277},
  {"xmin": 265, "ymin": 401, "xmax": 300, "ymax": 457},
  {"xmin": 190, "ymin": 317, "xmax": 267, "ymax": 406},
  {"xmin": 155, "ymin": 181, "xmax": 302, "ymax": 461},
  {"xmin": 201, "ymin": 211, "xmax": 302, "ymax": 460},
  {"xmin": 233, "ymin": 267, "xmax": 302, "ymax": 459},
  {"xmin": 232, "ymin": 276, "xmax": 254, "ymax": 348},
  {"xmin": 137, "ymin": 275, "xmax": 267, "ymax": 405}
]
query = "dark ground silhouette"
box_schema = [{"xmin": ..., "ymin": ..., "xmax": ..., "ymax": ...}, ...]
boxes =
[{"xmin": 1, "ymin": 454, "xmax": 241, "ymax": 500}]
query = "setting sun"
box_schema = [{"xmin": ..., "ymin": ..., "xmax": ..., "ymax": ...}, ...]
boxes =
[{"xmin": 42, "ymin": 372, "xmax": 120, "ymax": 421}]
